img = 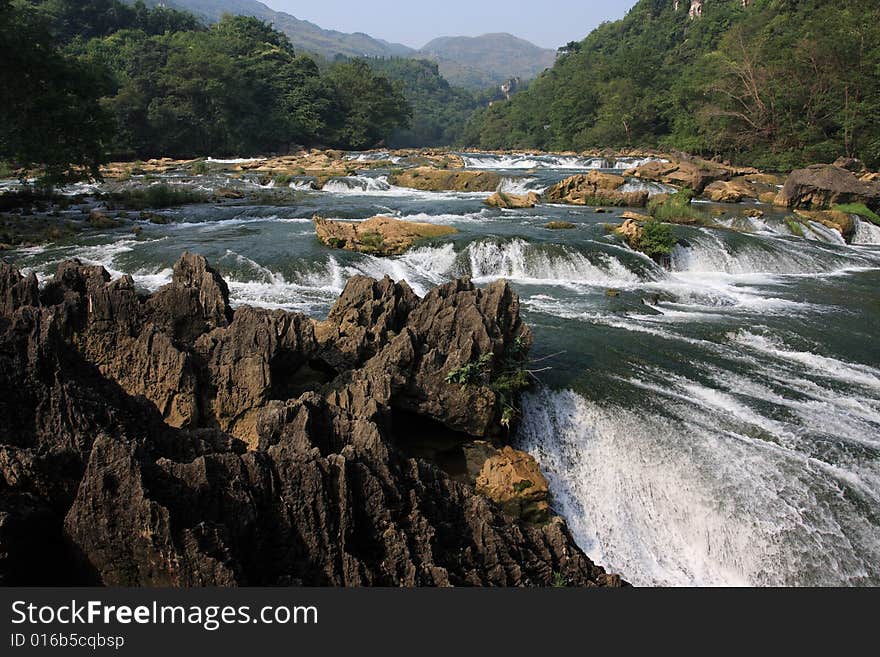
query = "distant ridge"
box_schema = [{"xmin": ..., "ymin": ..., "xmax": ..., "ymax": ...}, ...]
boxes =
[
  {"xmin": 134, "ymin": 0, "xmax": 416, "ymax": 58},
  {"xmin": 418, "ymin": 33, "xmax": 557, "ymax": 88},
  {"xmin": 133, "ymin": 1, "xmax": 555, "ymax": 88}
]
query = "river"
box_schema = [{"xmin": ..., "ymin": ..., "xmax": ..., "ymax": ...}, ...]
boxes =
[{"xmin": 5, "ymin": 152, "xmax": 880, "ymax": 586}]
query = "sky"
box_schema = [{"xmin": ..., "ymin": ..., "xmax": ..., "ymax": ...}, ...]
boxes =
[{"xmin": 262, "ymin": 0, "xmax": 640, "ymax": 50}]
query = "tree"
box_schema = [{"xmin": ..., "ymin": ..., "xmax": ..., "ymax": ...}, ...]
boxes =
[
  {"xmin": 323, "ymin": 60, "xmax": 412, "ymax": 150},
  {"xmin": 0, "ymin": 0, "xmax": 111, "ymax": 185}
]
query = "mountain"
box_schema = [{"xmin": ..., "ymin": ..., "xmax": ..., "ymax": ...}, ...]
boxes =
[
  {"xmin": 463, "ymin": 0, "xmax": 880, "ymax": 169},
  {"xmin": 418, "ymin": 33, "xmax": 557, "ymax": 88},
  {"xmin": 133, "ymin": 1, "xmax": 553, "ymax": 88},
  {"xmin": 134, "ymin": 0, "xmax": 415, "ymax": 58}
]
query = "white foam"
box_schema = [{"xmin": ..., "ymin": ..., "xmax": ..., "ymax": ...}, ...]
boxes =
[
  {"xmin": 206, "ymin": 157, "xmax": 266, "ymax": 164},
  {"xmin": 518, "ymin": 385, "xmax": 880, "ymax": 586},
  {"xmin": 464, "ymin": 239, "xmax": 641, "ymax": 288},
  {"xmin": 853, "ymin": 218, "xmax": 880, "ymax": 245}
]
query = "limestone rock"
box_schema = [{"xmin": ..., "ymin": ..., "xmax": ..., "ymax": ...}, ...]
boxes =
[
  {"xmin": 476, "ymin": 446, "xmax": 551, "ymax": 523},
  {"xmin": 389, "ymin": 167, "xmax": 501, "ymax": 192},
  {"xmin": 485, "ymin": 191, "xmax": 541, "ymax": 209},
  {"xmin": 0, "ymin": 255, "xmax": 624, "ymax": 587},
  {"xmin": 314, "ymin": 216, "xmax": 457, "ymax": 256},
  {"xmin": 777, "ymin": 164, "xmax": 880, "ymax": 210},
  {"xmin": 545, "ymin": 172, "xmax": 647, "ymax": 207}
]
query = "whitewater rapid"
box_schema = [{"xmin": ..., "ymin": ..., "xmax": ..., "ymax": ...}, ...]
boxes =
[{"xmin": 7, "ymin": 151, "xmax": 880, "ymax": 587}]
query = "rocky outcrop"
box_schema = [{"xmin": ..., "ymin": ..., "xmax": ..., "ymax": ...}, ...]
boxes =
[
  {"xmin": 627, "ymin": 157, "xmax": 756, "ymax": 193},
  {"xmin": 0, "ymin": 254, "xmax": 622, "ymax": 587},
  {"xmin": 314, "ymin": 216, "xmax": 457, "ymax": 256},
  {"xmin": 776, "ymin": 164, "xmax": 880, "ymax": 210},
  {"xmin": 485, "ymin": 191, "xmax": 541, "ymax": 209},
  {"xmin": 615, "ymin": 218, "xmax": 644, "ymax": 250},
  {"xmin": 545, "ymin": 172, "xmax": 648, "ymax": 207},
  {"xmin": 389, "ymin": 167, "xmax": 502, "ymax": 192}
]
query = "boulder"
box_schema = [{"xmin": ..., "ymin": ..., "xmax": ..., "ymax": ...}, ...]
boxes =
[
  {"xmin": 314, "ymin": 216, "xmax": 457, "ymax": 257},
  {"xmin": 545, "ymin": 221, "xmax": 576, "ymax": 230},
  {"xmin": 776, "ymin": 164, "xmax": 880, "ymax": 210},
  {"xmin": 703, "ymin": 179, "xmax": 759, "ymax": 203},
  {"xmin": 485, "ymin": 191, "xmax": 541, "ymax": 209},
  {"xmin": 627, "ymin": 157, "xmax": 755, "ymax": 193},
  {"xmin": 544, "ymin": 172, "xmax": 647, "ymax": 207},
  {"xmin": 615, "ymin": 218, "xmax": 644, "ymax": 250},
  {"xmin": 476, "ymin": 446, "xmax": 551, "ymax": 523},
  {"xmin": 389, "ymin": 167, "xmax": 501, "ymax": 192}
]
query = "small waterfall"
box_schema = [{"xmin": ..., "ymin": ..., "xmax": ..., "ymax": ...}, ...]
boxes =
[
  {"xmin": 321, "ymin": 175, "xmax": 392, "ymax": 193},
  {"xmin": 517, "ymin": 376, "xmax": 880, "ymax": 586},
  {"xmin": 462, "ymin": 239, "xmax": 645, "ymax": 287},
  {"xmin": 497, "ymin": 177, "xmax": 544, "ymax": 194},
  {"xmin": 618, "ymin": 179, "xmax": 677, "ymax": 196},
  {"xmin": 670, "ymin": 230, "xmax": 856, "ymax": 275},
  {"xmin": 853, "ymin": 217, "xmax": 880, "ymax": 245}
]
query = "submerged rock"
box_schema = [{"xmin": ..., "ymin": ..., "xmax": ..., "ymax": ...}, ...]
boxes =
[
  {"xmin": 545, "ymin": 172, "xmax": 648, "ymax": 207},
  {"xmin": 314, "ymin": 215, "xmax": 457, "ymax": 256},
  {"xmin": 389, "ymin": 167, "xmax": 501, "ymax": 192},
  {"xmin": 0, "ymin": 254, "xmax": 622, "ymax": 587},
  {"xmin": 777, "ymin": 164, "xmax": 880, "ymax": 210}
]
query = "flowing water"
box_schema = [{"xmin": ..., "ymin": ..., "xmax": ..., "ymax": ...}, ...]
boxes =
[{"xmin": 4, "ymin": 154, "xmax": 880, "ymax": 586}]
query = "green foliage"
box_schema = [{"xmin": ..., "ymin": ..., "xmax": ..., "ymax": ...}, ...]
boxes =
[
  {"xmin": 648, "ymin": 189, "xmax": 709, "ymax": 225},
  {"xmin": 5, "ymin": 0, "xmax": 417, "ymax": 176},
  {"xmin": 190, "ymin": 159, "xmax": 209, "ymax": 175},
  {"xmin": 358, "ymin": 231, "xmax": 386, "ymax": 253},
  {"xmin": 638, "ymin": 221, "xmax": 677, "ymax": 259},
  {"xmin": 445, "ymin": 352, "xmax": 494, "ymax": 386},
  {"xmin": 364, "ymin": 58, "xmax": 481, "ymax": 148},
  {"xmin": 465, "ymin": 0, "xmax": 880, "ymax": 169},
  {"xmin": 785, "ymin": 217, "xmax": 805, "ymax": 237},
  {"xmin": 322, "ymin": 59, "xmax": 411, "ymax": 150},
  {"xmin": 0, "ymin": 0, "xmax": 113, "ymax": 187},
  {"xmin": 833, "ymin": 203, "xmax": 880, "ymax": 227},
  {"xmin": 106, "ymin": 184, "xmax": 206, "ymax": 209},
  {"xmin": 551, "ymin": 571, "xmax": 568, "ymax": 588}
]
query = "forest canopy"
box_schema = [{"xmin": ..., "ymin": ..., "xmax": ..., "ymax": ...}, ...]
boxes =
[
  {"xmin": 0, "ymin": 0, "xmax": 415, "ymax": 183},
  {"xmin": 463, "ymin": 0, "xmax": 880, "ymax": 170}
]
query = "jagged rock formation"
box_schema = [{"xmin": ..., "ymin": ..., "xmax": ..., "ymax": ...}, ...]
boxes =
[{"xmin": 0, "ymin": 254, "xmax": 622, "ymax": 587}]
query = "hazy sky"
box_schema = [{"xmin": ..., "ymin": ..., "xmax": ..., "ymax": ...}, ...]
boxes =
[{"xmin": 262, "ymin": 0, "xmax": 639, "ymax": 50}]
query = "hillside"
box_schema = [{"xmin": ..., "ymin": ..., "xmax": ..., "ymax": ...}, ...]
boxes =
[
  {"xmin": 133, "ymin": 1, "xmax": 554, "ymax": 89},
  {"xmin": 418, "ymin": 33, "xmax": 557, "ymax": 88},
  {"xmin": 463, "ymin": 0, "xmax": 880, "ymax": 169},
  {"xmin": 134, "ymin": 0, "xmax": 415, "ymax": 58}
]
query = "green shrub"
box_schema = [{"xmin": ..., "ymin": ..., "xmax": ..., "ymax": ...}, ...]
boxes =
[
  {"xmin": 107, "ymin": 184, "xmax": 207, "ymax": 210},
  {"xmin": 785, "ymin": 217, "xmax": 805, "ymax": 237},
  {"xmin": 191, "ymin": 160, "xmax": 209, "ymax": 175},
  {"xmin": 359, "ymin": 231, "xmax": 385, "ymax": 252},
  {"xmin": 648, "ymin": 189, "xmax": 710, "ymax": 225},
  {"xmin": 637, "ymin": 220, "xmax": 677, "ymax": 259}
]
